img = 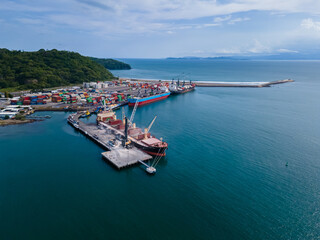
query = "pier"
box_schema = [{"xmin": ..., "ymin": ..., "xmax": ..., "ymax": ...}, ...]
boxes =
[
  {"xmin": 68, "ymin": 112, "xmax": 152, "ymax": 170},
  {"xmin": 101, "ymin": 149, "xmax": 151, "ymax": 169},
  {"xmin": 194, "ymin": 79, "xmax": 294, "ymax": 87},
  {"xmin": 121, "ymin": 78, "xmax": 294, "ymax": 88}
]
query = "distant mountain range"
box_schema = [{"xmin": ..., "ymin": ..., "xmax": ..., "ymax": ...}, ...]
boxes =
[{"xmin": 167, "ymin": 53, "xmax": 320, "ymax": 60}]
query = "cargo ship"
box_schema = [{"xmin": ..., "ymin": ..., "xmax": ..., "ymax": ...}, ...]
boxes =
[
  {"xmin": 128, "ymin": 87, "xmax": 170, "ymax": 107},
  {"xmin": 97, "ymin": 111, "xmax": 168, "ymax": 156},
  {"xmin": 169, "ymin": 80, "xmax": 196, "ymax": 94}
]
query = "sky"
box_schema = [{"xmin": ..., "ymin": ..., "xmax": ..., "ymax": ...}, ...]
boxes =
[{"xmin": 1, "ymin": 0, "xmax": 320, "ymax": 58}]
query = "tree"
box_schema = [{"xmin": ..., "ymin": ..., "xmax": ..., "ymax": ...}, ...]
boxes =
[
  {"xmin": 4, "ymin": 115, "xmax": 9, "ymax": 120},
  {"xmin": 0, "ymin": 48, "xmax": 120, "ymax": 91},
  {"xmin": 15, "ymin": 113, "xmax": 25, "ymax": 120}
]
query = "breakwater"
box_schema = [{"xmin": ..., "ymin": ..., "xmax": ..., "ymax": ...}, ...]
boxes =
[{"xmin": 121, "ymin": 78, "xmax": 294, "ymax": 87}]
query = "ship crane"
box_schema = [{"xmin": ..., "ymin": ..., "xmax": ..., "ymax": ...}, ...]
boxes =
[
  {"xmin": 147, "ymin": 116, "xmax": 157, "ymax": 133},
  {"xmin": 144, "ymin": 116, "xmax": 157, "ymax": 139},
  {"xmin": 129, "ymin": 90, "xmax": 140, "ymax": 127}
]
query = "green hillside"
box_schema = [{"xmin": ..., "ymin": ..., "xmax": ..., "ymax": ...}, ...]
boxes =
[
  {"xmin": 90, "ymin": 57, "xmax": 131, "ymax": 70},
  {"xmin": 0, "ymin": 49, "xmax": 116, "ymax": 91}
]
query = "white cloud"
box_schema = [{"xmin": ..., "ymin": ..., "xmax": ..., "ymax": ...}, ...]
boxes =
[
  {"xmin": 301, "ymin": 18, "xmax": 320, "ymax": 31},
  {"xmin": 0, "ymin": 0, "xmax": 318, "ymax": 37},
  {"xmin": 228, "ymin": 17, "xmax": 250, "ymax": 24},
  {"xmin": 203, "ymin": 23, "xmax": 220, "ymax": 27},
  {"xmin": 248, "ymin": 40, "xmax": 271, "ymax": 53},
  {"xmin": 215, "ymin": 48, "xmax": 244, "ymax": 54},
  {"xmin": 277, "ymin": 48, "xmax": 298, "ymax": 53},
  {"xmin": 214, "ymin": 15, "xmax": 232, "ymax": 23},
  {"xmin": 4, "ymin": 0, "xmax": 320, "ymax": 22},
  {"xmin": 2, "ymin": 0, "xmax": 320, "ymax": 57},
  {"xmin": 16, "ymin": 18, "xmax": 43, "ymax": 25}
]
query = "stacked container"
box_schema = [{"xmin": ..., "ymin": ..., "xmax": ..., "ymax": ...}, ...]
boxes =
[
  {"xmin": 10, "ymin": 99, "xmax": 18, "ymax": 105},
  {"xmin": 70, "ymin": 94, "xmax": 77, "ymax": 103},
  {"xmin": 30, "ymin": 96, "xmax": 38, "ymax": 105}
]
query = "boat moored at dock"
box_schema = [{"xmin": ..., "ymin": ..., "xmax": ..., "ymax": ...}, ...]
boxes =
[
  {"xmin": 128, "ymin": 88, "xmax": 170, "ymax": 107},
  {"xmin": 97, "ymin": 110, "xmax": 168, "ymax": 157},
  {"xmin": 169, "ymin": 80, "xmax": 196, "ymax": 94}
]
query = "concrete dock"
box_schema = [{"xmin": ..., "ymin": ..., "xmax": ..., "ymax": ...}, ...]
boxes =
[
  {"xmin": 101, "ymin": 149, "xmax": 151, "ymax": 169},
  {"xmin": 120, "ymin": 78, "xmax": 294, "ymax": 88},
  {"xmin": 194, "ymin": 79, "xmax": 294, "ymax": 87},
  {"xmin": 68, "ymin": 112, "xmax": 152, "ymax": 169}
]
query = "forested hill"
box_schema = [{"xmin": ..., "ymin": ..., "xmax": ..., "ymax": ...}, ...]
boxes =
[
  {"xmin": 90, "ymin": 57, "xmax": 131, "ymax": 70},
  {"xmin": 0, "ymin": 49, "xmax": 116, "ymax": 90}
]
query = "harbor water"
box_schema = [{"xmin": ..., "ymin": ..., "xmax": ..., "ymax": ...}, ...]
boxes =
[{"xmin": 1, "ymin": 60, "xmax": 320, "ymax": 239}]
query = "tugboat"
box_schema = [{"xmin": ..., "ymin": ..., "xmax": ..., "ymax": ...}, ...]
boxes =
[
  {"xmin": 81, "ymin": 110, "xmax": 91, "ymax": 117},
  {"xmin": 169, "ymin": 79, "xmax": 196, "ymax": 94}
]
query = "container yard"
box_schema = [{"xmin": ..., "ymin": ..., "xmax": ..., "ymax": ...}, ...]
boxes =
[{"xmin": 2, "ymin": 79, "xmax": 185, "ymax": 116}]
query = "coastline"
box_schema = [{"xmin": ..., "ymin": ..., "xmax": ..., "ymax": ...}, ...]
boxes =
[{"xmin": 0, "ymin": 119, "xmax": 39, "ymax": 127}]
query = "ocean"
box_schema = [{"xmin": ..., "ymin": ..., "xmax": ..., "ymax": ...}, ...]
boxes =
[{"xmin": 1, "ymin": 59, "xmax": 320, "ymax": 239}]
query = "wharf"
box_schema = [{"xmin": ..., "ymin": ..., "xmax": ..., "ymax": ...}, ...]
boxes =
[
  {"xmin": 120, "ymin": 78, "xmax": 294, "ymax": 88},
  {"xmin": 68, "ymin": 112, "xmax": 152, "ymax": 169},
  {"xmin": 101, "ymin": 149, "xmax": 151, "ymax": 169},
  {"xmin": 194, "ymin": 79, "xmax": 294, "ymax": 87}
]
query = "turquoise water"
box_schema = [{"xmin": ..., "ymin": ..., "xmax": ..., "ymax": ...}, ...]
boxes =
[{"xmin": 1, "ymin": 60, "xmax": 320, "ymax": 239}]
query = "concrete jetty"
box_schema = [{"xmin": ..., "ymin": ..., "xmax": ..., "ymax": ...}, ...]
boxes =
[
  {"xmin": 194, "ymin": 79, "xmax": 294, "ymax": 87},
  {"xmin": 120, "ymin": 78, "xmax": 294, "ymax": 88},
  {"xmin": 68, "ymin": 112, "xmax": 152, "ymax": 169},
  {"xmin": 102, "ymin": 149, "xmax": 151, "ymax": 169}
]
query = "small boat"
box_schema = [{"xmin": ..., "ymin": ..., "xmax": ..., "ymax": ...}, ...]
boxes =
[
  {"xmin": 81, "ymin": 110, "xmax": 91, "ymax": 117},
  {"xmin": 146, "ymin": 166, "xmax": 156, "ymax": 174}
]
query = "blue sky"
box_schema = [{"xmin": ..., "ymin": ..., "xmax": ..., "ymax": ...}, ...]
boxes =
[{"xmin": 1, "ymin": 0, "xmax": 320, "ymax": 58}]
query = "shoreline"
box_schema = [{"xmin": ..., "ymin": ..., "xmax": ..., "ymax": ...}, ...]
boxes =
[
  {"xmin": 33, "ymin": 105, "xmax": 90, "ymax": 112},
  {"xmin": 0, "ymin": 119, "xmax": 40, "ymax": 127}
]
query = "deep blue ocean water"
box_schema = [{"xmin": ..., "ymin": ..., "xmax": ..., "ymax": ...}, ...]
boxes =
[{"xmin": 1, "ymin": 60, "xmax": 320, "ymax": 239}]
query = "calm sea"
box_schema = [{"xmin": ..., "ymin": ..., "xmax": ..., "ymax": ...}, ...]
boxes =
[{"xmin": 1, "ymin": 59, "xmax": 320, "ymax": 240}]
